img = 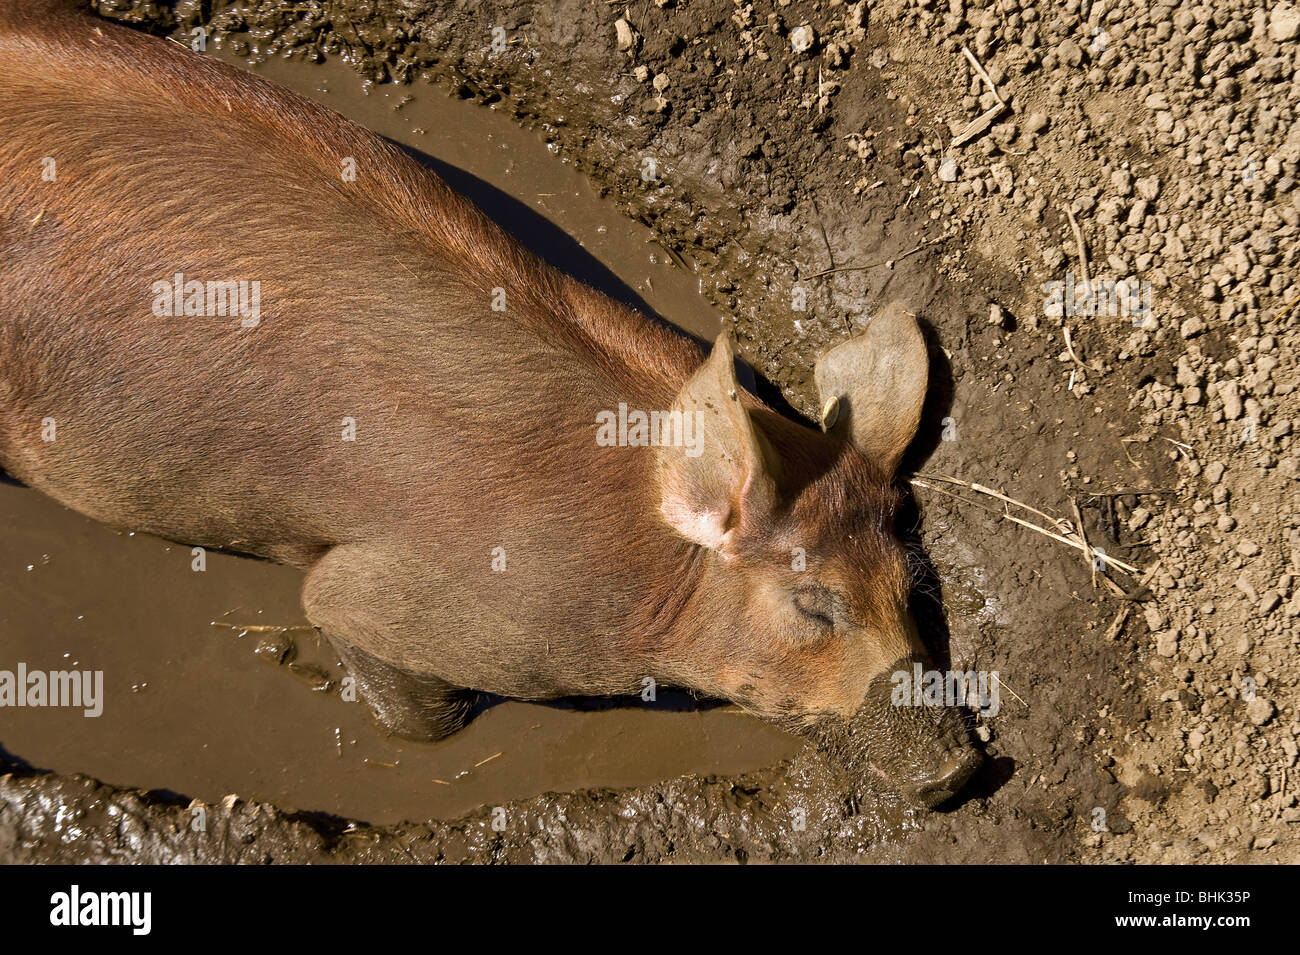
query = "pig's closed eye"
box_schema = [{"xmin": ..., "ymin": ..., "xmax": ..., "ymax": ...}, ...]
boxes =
[{"xmin": 793, "ymin": 588, "xmax": 836, "ymax": 627}]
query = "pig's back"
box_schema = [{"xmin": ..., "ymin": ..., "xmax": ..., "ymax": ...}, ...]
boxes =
[{"xmin": 0, "ymin": 3, "xmax": 701, "ymax": 564}]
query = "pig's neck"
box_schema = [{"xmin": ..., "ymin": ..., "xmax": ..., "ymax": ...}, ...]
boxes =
[
  {"xmin": 553, "ymin": 284, "xmax": 737, "ymax": 679},
  {"xmin": 625, "ymin": 525, "xmax": 710, "ymax": 659}
]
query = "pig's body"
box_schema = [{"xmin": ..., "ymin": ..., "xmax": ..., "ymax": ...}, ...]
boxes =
[
  {"xmin": 0, "ymin": 1, "xmax": 981, "ymax": 803},
  {"xmin": 1, "ymin": 0, "xmax": 704, "ymax": 707}
]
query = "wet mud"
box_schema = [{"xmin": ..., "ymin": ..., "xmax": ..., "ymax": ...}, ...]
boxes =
[{"xmin": 1, "ymin": 0, "xmax": 1186, "ymax": 863}]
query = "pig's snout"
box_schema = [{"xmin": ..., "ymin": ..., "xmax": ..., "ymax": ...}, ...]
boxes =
[
  {"xmin": 905, "ymin": 741, "xmax": 982, "ymax": 809},
  {"xmin": 811, "ymin": 659, "xmax": 984, "ymax": 809},
  {"xmin": 870, "ymin": 702, "xmax": 982, "ymax": 809}
]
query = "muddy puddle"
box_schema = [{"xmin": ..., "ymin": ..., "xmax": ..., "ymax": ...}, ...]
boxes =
[{"xmin": 0, "ymin": 50, "xmax": 801, "ymax": 825}]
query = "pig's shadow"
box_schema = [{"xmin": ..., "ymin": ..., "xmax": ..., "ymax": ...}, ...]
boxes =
[
  {"xmin": 900, "ymin": 317, "xmax": 960, "ymax": 677},
  {"xmin": 396, "ymin": 143, "xmax": 712, "ymax": 352},
  {"xmin": 397, "ymin": 144, "xmax": 759, "ymax": 395},
  {"xmin": 898, "ymin": 324, "xmax": 1007, "ymax": 805}
]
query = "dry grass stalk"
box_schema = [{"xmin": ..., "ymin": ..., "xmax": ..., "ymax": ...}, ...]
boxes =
[{"xmin": 910, "ymin": 473, "xmax": 1145, "ymax": 579}]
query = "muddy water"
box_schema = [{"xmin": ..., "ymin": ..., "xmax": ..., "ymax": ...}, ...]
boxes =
[{"xmin": 0, "ymin": 52, "xmax": 800, "ymax": 824}]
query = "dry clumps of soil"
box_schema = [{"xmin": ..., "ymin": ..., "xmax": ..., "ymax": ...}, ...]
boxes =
[
  {"xmin": 849, "ymin": 0, "xmax": 1300, "ymax": 862},
  {"xmin": 17, "ymin": 0, "xmax": 1290, "ymax": 863}
]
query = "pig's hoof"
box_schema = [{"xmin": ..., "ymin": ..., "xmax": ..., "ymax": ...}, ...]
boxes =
[
  {"xmin": 368, "ymin": 689, "xmax": 476, "ymax": 743},
  {"xmin": 330, "ymin": 640, "xmax": 476, "ymax": 742},
  {"xmin": 908, "ymin": 747, "xmax": 982, "ymax": 809}
]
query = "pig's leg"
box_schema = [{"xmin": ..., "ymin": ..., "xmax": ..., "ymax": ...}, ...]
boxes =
[{"xmin": 302, "ymin": 544, "xmax": 476, "ymax": 741}]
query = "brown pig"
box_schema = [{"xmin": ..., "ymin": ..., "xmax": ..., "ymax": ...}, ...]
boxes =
[{"xmin": 0, "ymin": 1, "xmax": 979, "ymax": 806}]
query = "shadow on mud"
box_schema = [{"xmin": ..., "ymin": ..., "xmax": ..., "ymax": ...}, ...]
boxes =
[
  {"xmin": 396, "ymin": 142, "xmax": 714, "ymax": 355},
  {"xmin": 900, "ymin": 318, "xmax": 960, "ymax": 671},
  {"xmin": 897, "ymin": 329, "xmax": 1005, "ymax": 809},
  {"xmin": 0, "ymin": 742, "xmax": 49, "ymax": 776},
  {"xmin": 465, "ymin": 688, "xmax": 733, "ymax": 726}
]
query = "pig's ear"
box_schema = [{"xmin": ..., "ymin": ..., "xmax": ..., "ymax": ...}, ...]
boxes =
[
  {"xmin": 657, "ymin": 335, "xmax": 776, "ymax": 553},
  {"xmin": 814, "ymin": 302, "xmax": 929, "ymax": 474}
]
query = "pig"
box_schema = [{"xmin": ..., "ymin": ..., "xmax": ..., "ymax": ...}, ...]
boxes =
[{"xmin": 0, "ymin": 0, "xmax": 979, "ymax": 806}]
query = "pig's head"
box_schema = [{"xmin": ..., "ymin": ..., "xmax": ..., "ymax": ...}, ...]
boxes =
[{"xmin": 655, "ymin": 304, "xmax": 979, "ymax": 808}]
